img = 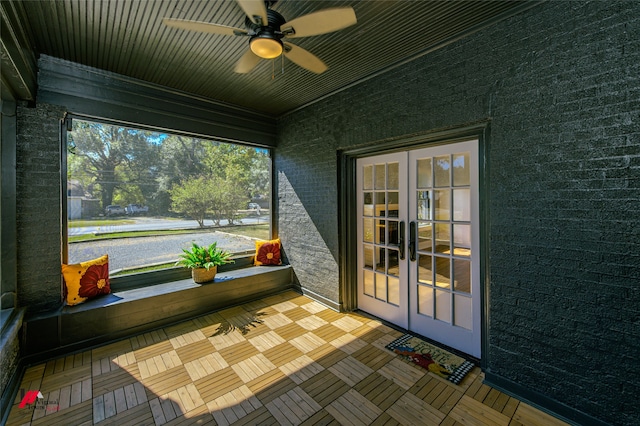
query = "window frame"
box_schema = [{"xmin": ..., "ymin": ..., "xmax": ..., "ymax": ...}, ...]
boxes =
[
  {"xmin": 62, "ymin": 114, "xmax": 274, "ymax": 291},
  {"xmin": 1, "ymin": 98, "xmax": 18, "ymax": 322}
]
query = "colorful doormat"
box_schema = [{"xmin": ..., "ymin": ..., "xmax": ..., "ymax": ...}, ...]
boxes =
[{"xmin": 385, "ymin": 334, "xmax": 475, "ymax": 385}]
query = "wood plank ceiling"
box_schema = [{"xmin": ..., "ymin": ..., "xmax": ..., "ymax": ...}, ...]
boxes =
[{"xmin": 7, "ymin": 0, "xmax": 533, "ymax": 116}]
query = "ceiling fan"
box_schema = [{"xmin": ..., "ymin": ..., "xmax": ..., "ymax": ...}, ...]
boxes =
[{"xmin": 162, "ymin": 0, "xmax": 357, "ymax": 74}]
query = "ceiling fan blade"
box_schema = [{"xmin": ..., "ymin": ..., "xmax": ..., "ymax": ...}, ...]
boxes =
[
  {"xmin": 236, "ymin": 0, "xmax": 268, "ymax": 26},
  {"xmin": 283, "ymin": 7, "xmax": 357, "ymax": 38},
  {"xmin": 283, "ymin": 43, "xmax": 328, "ymax": 74},
  {"xmin": 234, "ymin": 49, "xmax": 262, "ymax": 74},
  {"xmin": 162, "ymin": 18, "xmax": 247, "ymax": 36}
]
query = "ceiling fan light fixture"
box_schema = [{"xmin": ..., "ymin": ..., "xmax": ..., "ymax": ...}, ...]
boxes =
[{"xmin": 250, "ymin": 35, "xmax": 283, "ymax": 59}]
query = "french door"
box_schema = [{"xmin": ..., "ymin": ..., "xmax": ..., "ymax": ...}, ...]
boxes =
[
  {"xmin": 356, "ymin": 140, "xmax": 481, "ymax": 357},
  {"xmin": 356, "ymin": 152, "xmax": 409, "ymax": 329}
]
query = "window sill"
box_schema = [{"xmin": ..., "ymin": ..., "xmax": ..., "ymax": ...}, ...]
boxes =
[
  {"xmin": 23, "ymin": 263, "xmax": 293, "ymax": 361},
  {"xmin": 63, "ymin": 264, "xmax": 291, "ymax": 313}
]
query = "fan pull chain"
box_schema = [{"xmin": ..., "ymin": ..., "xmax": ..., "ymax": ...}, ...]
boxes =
[
  {"xmin": 281, "ymin": 54, "xmax": 285, "ymax": 74},
  {"xmin": 272, "ymin": 60, "xmax": 275, "ymax": 80}
]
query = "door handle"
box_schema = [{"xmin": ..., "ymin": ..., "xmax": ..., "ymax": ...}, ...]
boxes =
[
  {"xmin": 409, "ymin": 221, "xmax": 417, "ymax": 261},
  {"xmin": 399, "ymin": 221, "xmax": 405, "ymax": 260}
]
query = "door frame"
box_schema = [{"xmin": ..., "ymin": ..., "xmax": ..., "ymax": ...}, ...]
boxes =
[{"xmin": 338, "ymin": 122, "xmax": 491, "ymax": 365}]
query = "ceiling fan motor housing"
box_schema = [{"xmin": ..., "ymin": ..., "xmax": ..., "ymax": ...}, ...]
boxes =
[{"xmin": 246, "ymin": 9, "xmax": 286, "ymax": 38}]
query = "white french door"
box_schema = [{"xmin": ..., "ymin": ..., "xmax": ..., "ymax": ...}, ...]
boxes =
[
  {"xmin": 356, "ymin": 152, "xmax": 409, "ymax": 329},
  {"xmin": 356, "ymin": 140, "xmax": 481, "ymax": 357}
]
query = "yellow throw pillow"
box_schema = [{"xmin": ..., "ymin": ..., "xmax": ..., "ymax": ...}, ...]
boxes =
[
  {"xmin": 62, "ymin": 254, "xmax": 110, "ymax": 306},
  {"xmin": 254, "ymin": 239, "xmax": 282, "ymax": 266}
]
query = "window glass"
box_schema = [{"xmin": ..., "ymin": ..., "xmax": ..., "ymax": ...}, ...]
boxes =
[{"xmin": 66, "ymin": 119, "xmax": 271, "ymax": 277}]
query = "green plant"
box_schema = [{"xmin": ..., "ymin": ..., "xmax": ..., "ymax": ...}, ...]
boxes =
[{"xmin": 176, "ymin": 242, "xmax": 234, "ymax": 270}]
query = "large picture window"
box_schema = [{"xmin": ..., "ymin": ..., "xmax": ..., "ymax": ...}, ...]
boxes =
[{"xmin": 65, "ymin": 118, "xmax": 271, "ymax": 278}]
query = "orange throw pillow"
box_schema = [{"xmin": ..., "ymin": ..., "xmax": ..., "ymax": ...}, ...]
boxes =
[
  {"xmin": 62, "ymin": 255, "xmax": 110, "ymax": 306},
  {"xmin": 254, "ymin": 239, "xmax": 282, "ymax": 266}
]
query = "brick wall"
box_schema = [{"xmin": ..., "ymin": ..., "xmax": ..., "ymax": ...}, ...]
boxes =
[
  {"xmin": 16, "ymin": 102, "xmax": 66, "ymax": 314},
  {"xmin": 276, "ymin": 130, "xmax": 340, "ymax": 303},
  {"xmin": 276, "ymin": 2, "xmax": 639, "ymax": 424}
]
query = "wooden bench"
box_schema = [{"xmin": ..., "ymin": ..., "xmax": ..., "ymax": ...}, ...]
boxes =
[{"xmin": 22, "ymin": 264, "xmax": 293, "ymax": 360}]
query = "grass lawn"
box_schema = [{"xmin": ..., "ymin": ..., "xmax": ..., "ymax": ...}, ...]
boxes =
[
  {"xmin": 69, "ymin": 219, "xmax": 135, "ymax": 227},
  {"xmin": 69, "ymin": 224, "xmax": 270, "ymax": 243},
  {"xmin": 222, "ymin": 224, "xmax": 270, "ymax": 240}
]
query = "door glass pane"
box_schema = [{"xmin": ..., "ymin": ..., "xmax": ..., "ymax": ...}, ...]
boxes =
[
  {"xmin": 388, "ymin": 192, "xmax": 399, "ymax": 217},
  {"xmin": 417, "ymin": 158, "xmax": 432, "ymax": 188},
  {"xmin": 454, "ymin": 295, "xmax": 472, "ymax": 330},
  {"xmin": 435, "ymin": 256, "xmax": 450, "ymax": 288},
  {"xmin": 376, "ymin": 221, "xmax": 385, "ymax": 244},
  {"xmin": 375, "ymin": 192, "xmax": 386, "ymax": 216},
  {"xmin": 388, "ymin": 221, "xmax": 399, "ymax": 245},
  {"xmin": 453, "ymin": 259, "xmax": 471, "ymax": 293},
  {"xmin": 363, "ymin": 192, "xmax": 373, "ymax": 216},
  {"xmin": 435, "ymin": 289, "xmax": 451, "ymax": 323},
  {"xmin": 417, "ymin": 222, "xmax": 432, "ymax": 252},
  {"xmin": 388, "ymin": 249, "xmax": 399, "ymax": 276},
  {"xmin": 375, "ymin": 248, "xmax": 385, "ymax": 273},
  {"xmin": 417, "ymin": 254, "xmax": 433, "ymax": 284},
  {"xmin": 452, "ymin": 152, "xmax": 470, "ymax": 187},
  {"xmin": 434, "ymin": 189, "xmax": 450, "ymax": 220},
  {"xmin": 418, "ymin": 285, "xmax": 433, "ymax": 317},
  {"xmin": 453, "ymin": 189, "xmax": 470, "ymax": 222},
  {"xmin": 434, "ymin": 223, "xmax": 450, "ymax": 253},
  {"xmin": 363, "ymin": 218, "xmax": 374, "ymax": 243},
  {"xmin": 363, "ymin": 270, "xmax": 374, "ymax": 296},
  {"xmin": 375, "ymin": 274, "xmax": 387, "ymax": 301},
  {"xmin": 453, "ymin": 224, "xmax": 471, "ymax": 257},
  {"xmin": 363, "ymin": 165, "xmax": 373, "ymax": 190},
  {"xmin": 387, "ymin": 162, "xmax": 399, "ymax": 190},
  {"xmin": 417, "ymin": 191, "xmax": 431, "ymax": 220},
  {"xmin": 388, "ymin": 277, "xmax": 400, "ymax": 306},
  {"xmin": 363, "ymin": 245, "xmax": 374, "ymax": 269},
  {"xmin": 434, "ymin": 155, "xmax": 450, "ymax": 187},
  {"xmin": 375, "ymin": 164, "xmax": 386, "ymax": 189}
]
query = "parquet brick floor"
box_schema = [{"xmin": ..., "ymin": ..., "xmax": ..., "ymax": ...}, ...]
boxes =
[{"xmin": 6, "ymin": 291, "xmax": 570, "ymax": 426}]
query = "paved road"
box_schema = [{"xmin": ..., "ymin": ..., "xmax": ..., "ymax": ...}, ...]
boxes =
[{"xmin": 69, "ymin": 231, "xmax": 257, "ymax": 272}]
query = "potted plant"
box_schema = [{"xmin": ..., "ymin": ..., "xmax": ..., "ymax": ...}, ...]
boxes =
[{"xmin": 176, "ymin": 242, "xmax": 234, "ymax": 283}]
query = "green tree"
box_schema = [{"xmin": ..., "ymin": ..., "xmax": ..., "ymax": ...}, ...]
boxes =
[
  {"xmin": 170, "ymin": 176, "xmax": 218, "ymax": 228},
  {"xmin": 203, "ymin": 143, "xmax": 270, "ymax": 201},
  {"xmin": 68, "ymin": 120, "xmax": 160, "ymax": 210},
  {"xmin": 248, "ymin": 150, "xmax": 271, "ymax": 200},
  {"xmin": 117, "ymin": 133, "xmax": 161, "ymax": 205},
  {"xmin": 170, "ymin": 174, "xmax": 250, "ymax": 227},
  {"xmin": 154, "ymin": 135, "xmax": 209, "ymax": 213},
  {"xmin": 209, "ymin": 180, "xmax": 249, "ymax": 226},
  {"xmin": 168, "ymin": 142, "xmax": 268, "ymax": 227}
]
